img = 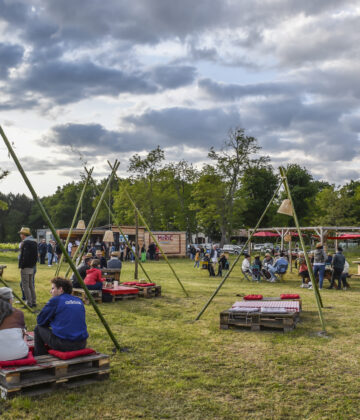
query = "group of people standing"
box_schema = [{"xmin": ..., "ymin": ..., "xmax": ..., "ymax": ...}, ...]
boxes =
[{"xmin": 298, "ymin": 243, "xmax": 348, "ymax": 290}]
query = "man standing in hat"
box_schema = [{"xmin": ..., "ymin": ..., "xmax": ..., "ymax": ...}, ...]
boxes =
[{"xmin": 18, "ymin": 227, "xmax": 38, "ymax": 308}]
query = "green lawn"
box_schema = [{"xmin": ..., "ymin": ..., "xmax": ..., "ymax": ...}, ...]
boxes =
[{"xmin": 1, "ymin": 252, "xmax": 360, "ymax": 419}]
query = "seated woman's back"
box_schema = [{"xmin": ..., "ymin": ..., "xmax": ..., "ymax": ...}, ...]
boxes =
[{"xmin": 0, "ymin": 287, "xmax": 28, "ymax": 361}]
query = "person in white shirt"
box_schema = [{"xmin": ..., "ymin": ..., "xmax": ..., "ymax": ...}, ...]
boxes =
[{"xmin": 241, "ymin": 254, "xmax": 252, "ymax": 281}]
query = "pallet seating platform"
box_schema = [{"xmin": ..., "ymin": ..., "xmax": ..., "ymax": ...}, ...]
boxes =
[
  {"xmin": 72, "ymin": 288, "xmax": 102, "ymax": 305},
  {"xmin": 102, "ymin": 286, "xmax": 139, "ymax": 302},
  {"xmin": 135, "ymin": 284, "xmax": 161, "ymax": 298},
  {"xmin": 220, "ymin": 309, "xmax": 299, "ymax": 333},
  {"xmin": 0, "ymin": 352, "xmax": 110, "ymax": 399}
]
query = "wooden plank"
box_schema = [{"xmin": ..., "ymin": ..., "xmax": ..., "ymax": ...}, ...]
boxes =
[{"xmin": 136, "ymin": 285, "xmax": 161, "ymax": 298}]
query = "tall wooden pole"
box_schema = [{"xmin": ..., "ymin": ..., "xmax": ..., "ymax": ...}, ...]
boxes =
[
  {"xmin": 108, "ymin": 161, "xmax": 189, "ymax": 297},
  {"xmin": 84, "ymin": 167, "xmax": 153, "ymax": 283},
  {"xmin": 279, "ymin": 167, "xmax": 325, "ymax": 331},
  {"xmin": 195, "ymin": 182, "xmax": 282, "ymax": 320},
  {"xmin": 55, "ymin": 168, "xmax": 93, "ymax": 276},
  {"xmin": 135, "ymin": 211, "xmax": 139, "ymax": 280},
  {"xmin": 0, "ymin": 126, "xmax": 122, "ymax": 351}
]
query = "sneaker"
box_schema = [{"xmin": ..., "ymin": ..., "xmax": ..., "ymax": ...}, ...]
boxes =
[
  {"xmin": 269, "ymin": 279, "xmax": 276, "ymax": 283},
  {"xmin": 344, "ymin": 287, "xmax": 347, "ymax": 291}
]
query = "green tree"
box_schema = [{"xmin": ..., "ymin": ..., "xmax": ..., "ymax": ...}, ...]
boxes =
[{"xmin": 193, "ymin": 128, "xmax": 270, "ymax": 245}]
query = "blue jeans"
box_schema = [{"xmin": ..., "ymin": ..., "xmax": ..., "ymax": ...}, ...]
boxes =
[
  {"xmin": 313, "ymin": 264, "xmax": 325, "ymax": 289},
  {"xmin": 194, "ymin": 260, "xmax": 199, "ymax": 268},
  {"xmin": 47, "ymin": 252, "xmax": 53, "ymax": 265}
]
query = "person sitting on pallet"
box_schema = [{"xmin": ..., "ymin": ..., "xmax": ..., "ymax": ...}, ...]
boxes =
[
  {"xmin": 95, "ymin": 250, "xmax": 107, "ymax": 269},
  {"xmin": 241, "ymin": 254, "xmax": 252, "ymax": 281},
  {"xmin": 251, "ymin": 255, "xmax": 262, "ymax": 281},
  {"xmin": 268, "ymin": 252, "xmax": 288, "ymax": 282},
  {"xmin": 0, "ymin": 287, "xmax": 29, "ymax": 361},
  {"xmin": 34, "ymin": 278, "xmax": 88, "ymax": 356},
  {"xmin": 71, "ymin": 253, "xmax": 93, "ymax": 288},
  {"xmin": 298, "ymin": 253, "xmax": 311, "ymax": 288},
  {"xmin": 107, "ymin": 251, "xmax": 122, "ymax": 269},
  {"xmin": 84, "ymin": 259, "xmax": 105, "ymax": 290}
]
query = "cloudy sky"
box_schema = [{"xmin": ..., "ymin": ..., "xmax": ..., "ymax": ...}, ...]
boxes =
[{"xmin": 1, "ymin": 0, "xmax": 360, "ymax": 196}]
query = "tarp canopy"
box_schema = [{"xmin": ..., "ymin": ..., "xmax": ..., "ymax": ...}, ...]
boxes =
[
  {"xmin": 326, "ymin": 234, "xmax": 360, "ymax": 240},
  {"xmin": 253, "ymin": 231, "xmax": 280, "ymax": 237}
]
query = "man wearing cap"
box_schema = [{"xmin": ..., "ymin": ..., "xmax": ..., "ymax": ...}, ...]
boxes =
[
  {"xmin": 95, "ymin": 249, "xmax": 107, "ymax": 269},
  {"xmin": 18, "ymin": 227, "xmax": 38, "ymax": 308},
  {"xmin": 0, "ymin": 287, "xmax": 29, "ymax": 361},
  {"xmin": 107, "ymin": 251, "xmax": 122, "ymax": 269}
]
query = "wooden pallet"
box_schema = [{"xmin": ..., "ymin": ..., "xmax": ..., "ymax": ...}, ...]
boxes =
[
  {"xmin": 72, "ymin": 288, "xmax": 102, "ymax": 304},
  {"xmin": 102, "ymin": 293, "xmax": 138, "ymax": 302},
  {"xmin": 0, "ymin": 352, "xmax": 110, "ymax": 399},
  {"xmin": 135, "ymin": 285, "xmax": 161, "ymax": 298},
  {"xmin": 220, "ymin": 310, "xmax": 299, "ymax": 333}
]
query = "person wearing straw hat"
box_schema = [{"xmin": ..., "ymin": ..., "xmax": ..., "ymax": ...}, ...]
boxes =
[
  {"xmin": 18, "ymin": 227, "xmax": 38, "ymax": 308},
  {"xmin": 0, "ymin": 287, "xmax": 28, "ymax": 361}
]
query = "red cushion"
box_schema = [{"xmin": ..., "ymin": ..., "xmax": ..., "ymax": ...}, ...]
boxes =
[
  {"xmin": 122, "ymin": 282, "xmax": 138, "ymax": 285},
  {"xmin": 135, "ymin": 283, "xmax": 156, "ymax": 287},
  {"xmin": 280, "ymin": 294, "xmax": 300, "ymax": 299},
  {"xmin": 0, "ymin": 351, "xmax": 36, "ymax": 368},
  {"xmin": 48, "ymin": 348, "xmax": 96, "ymax": 360},
  {"xmin": 102, "ymin": 286, "xmax": 139, "ymax": 295},
  {"xmin": 244, "ymin": 294, "xmax": 263, "ymax": 300}
]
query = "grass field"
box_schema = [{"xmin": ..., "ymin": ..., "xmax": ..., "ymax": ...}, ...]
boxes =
[{"xmin": 1, "ymin": 251, "xmax": 360, "ymax": 419}]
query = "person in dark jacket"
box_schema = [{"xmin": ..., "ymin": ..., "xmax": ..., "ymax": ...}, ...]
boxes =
[
  {"xmin": 329, "ymin": 247, "xmax": 346, "ymax": 289},
  {"xmin": 18, "ymin": 227, "xmax": 38, "ymax": 307},
  {"xmin": 107, "ymin": 252, "xmax": 122, "ymax": 269},
  {"xmin": 313, "ymin": 243, "xmax": 327, "ymax": 289},
  {"xmin": 38, "ymin": 239, "xmax": 47, "ymax": 264},
  {"xmin": 71, "ymin": 254, "xmax": 92, "ymax": 288},
  {"xmin": 34, "ymin": 277, "xmax": 88, "ymax": 356},
  {"xmin": 47, "ymin": 241, "xmax": 54, "ymax": 266}
]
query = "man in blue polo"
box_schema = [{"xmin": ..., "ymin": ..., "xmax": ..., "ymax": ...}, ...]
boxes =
[{"xmin": 34, "ymin": 277, "xmax": 88, "ymax": 356}]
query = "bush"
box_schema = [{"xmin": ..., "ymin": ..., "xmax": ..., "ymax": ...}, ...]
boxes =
[{"xmin": 0, "ymin": 243, "xmax": 19, "ymax": 251}]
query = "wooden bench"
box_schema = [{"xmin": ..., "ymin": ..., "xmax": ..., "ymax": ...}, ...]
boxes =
[
  {"xmin": 72, "ymin": 288, "xmax": 102, "ymax": 305},
  {"xmin": 0, "ymin": 352, "xmax": 110, "ymax": 399},
  {"xmin": 102, "ymin": 286, "xmax": 139, "ymax": 302},
  {"xmin": 101, "ymin": 268, "xmax": 121, "ymax": 282}
]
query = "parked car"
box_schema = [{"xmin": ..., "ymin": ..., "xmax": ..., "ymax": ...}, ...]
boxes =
[{"xmin": 222, "ymin": 244, "xmax": 242, "ymax": 255}]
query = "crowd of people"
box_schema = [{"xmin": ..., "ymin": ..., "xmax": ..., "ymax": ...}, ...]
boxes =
[
  {"xmin": 190, "ymin": 245, "xmax": 230, "ymax": 277},
  {"xmin": 242, "ymin": 251, "xmax": 289, "ymax": 282}
]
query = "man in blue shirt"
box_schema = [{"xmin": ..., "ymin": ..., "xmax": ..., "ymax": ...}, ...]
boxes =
[
  {"xmin": 34, "ymin": 277, "xmax": 88, "ymax": 356},
  {"xmin": 268, "ymin": 252, "xmax": 289, "ymax": 282}
]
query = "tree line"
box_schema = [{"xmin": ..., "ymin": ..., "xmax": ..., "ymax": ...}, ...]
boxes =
[{"xmin": 1, "ymin": 128, "xmax": 360, "ymax": 245}]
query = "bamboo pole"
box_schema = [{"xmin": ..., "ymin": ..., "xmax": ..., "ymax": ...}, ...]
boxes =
[
  {"xmin": 195, "ymin": 181, "xmax": 283, "ymax": 320},
  {"xmin": 135, "ymin": 211, "xmax": 139, "ymax": 280},
  {"xmin": 55, "ymin": 168, "xmax": 93, "ymax": 276},
  {"xmin": 84, "ymin": 167, "xmax": 153, "ymax": 283},
  {"xmin": 0, "ymin": 277, "xmax": 35, "ymax": 315},
  {"xmin": 107, "ymin": 161, "xmax": 189, "ymax": 296},
  {"xmin": 279, "ymin": 167, "xmax": 325, "ymax": 331},
  {"xmin": 0, "ymin": 126, "xmax": 122, "ymax": 351},
  {"xmin": 64, "ymin": 162, "xmax": 120, "ymax": 279}
]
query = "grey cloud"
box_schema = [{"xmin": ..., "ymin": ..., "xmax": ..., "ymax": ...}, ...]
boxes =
[
  {"xmin": 199, "ymin": 78, "xmax": 298, "ymax": 101},
  {"xmin": 12, "ymin": 60, "xmax": 157, "ymax": 104},
  {"xmin": 126, "ymin": 107, "xmax": 241, "ymax": 146},
  {"xmin": 43, "ymin": 123, "xmax": 156, "ymax": 154},
  {"xmin": 152, "ymin": 65, "xmax": 197, "ymax": 89},
  {"xmin": 0, "ymin": 43, "xmax": 24, "ymax": 78}
]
